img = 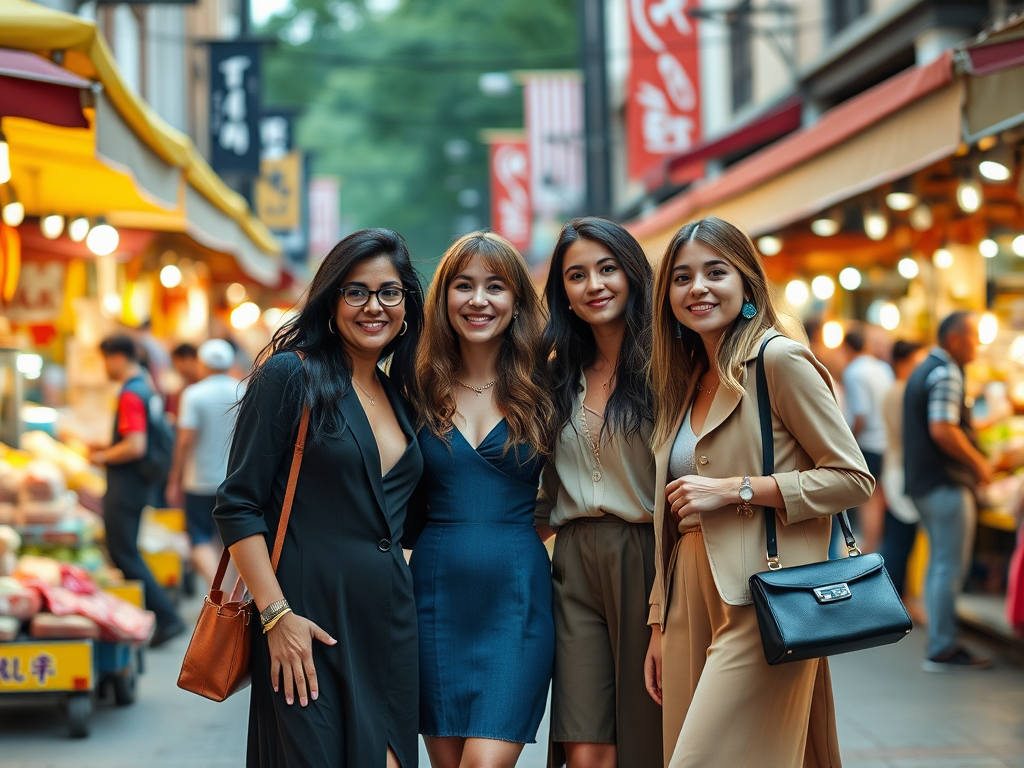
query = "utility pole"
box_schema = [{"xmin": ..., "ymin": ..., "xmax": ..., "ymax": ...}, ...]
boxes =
[{"xmin": 578, "ymin": 0, "xmax": 612, "ymax": 218}]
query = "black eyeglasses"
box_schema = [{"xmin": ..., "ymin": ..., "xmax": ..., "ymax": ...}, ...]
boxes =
[{"xmin": 339, "ymin": 286, "xmax": 410, "ymax": 308}]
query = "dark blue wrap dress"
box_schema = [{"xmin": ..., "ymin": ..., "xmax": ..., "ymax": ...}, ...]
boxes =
[{"xmin": 407, "ymin": 420, "xmax": 554, "ymax": 743}]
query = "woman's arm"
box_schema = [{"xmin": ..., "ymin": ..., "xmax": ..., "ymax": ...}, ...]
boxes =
[{"xmin": 534, "ymin": 463, "xmax": 560, "ymax": 542}]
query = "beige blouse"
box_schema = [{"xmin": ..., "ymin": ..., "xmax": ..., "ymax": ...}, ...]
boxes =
[{"xmin": 535, "ymin": 374, "xmax": 656, "ymax": 529}]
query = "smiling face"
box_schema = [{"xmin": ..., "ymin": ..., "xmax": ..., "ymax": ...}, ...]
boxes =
[
  {"xmin": 446, "ymin": 254, "xmax": 515, "ymax": 348},
  {"xmin": 562, "ymin": 238, "xmax": 630, "ymax": 330},
  {"xmin": 333, "ymin": 254, "xmax": 407, "ymax": 361},
  {"xmin": 670, "ymin": 240, "xmax": 747, "ymax": 347}
]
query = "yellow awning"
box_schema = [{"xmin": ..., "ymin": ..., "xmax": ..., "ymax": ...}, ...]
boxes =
[{"xmin": 0, "ymin": 0, "xmax": 281, "ymax": 284}]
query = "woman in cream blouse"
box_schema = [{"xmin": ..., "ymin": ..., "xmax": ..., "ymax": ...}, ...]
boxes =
[
  {"xmin": 644, "ymin": 217, "xmax": 872, "ymax": 768},
  {"xmin": 537, "ymin": 217, "xmax": 663, "ymax": 768}
]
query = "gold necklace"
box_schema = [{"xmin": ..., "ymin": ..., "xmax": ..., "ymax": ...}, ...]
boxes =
[
  {"xmin": 456, "ymin": 378, "xmax": 497, "ymax": 397},
  {"xmin": 579, "ymin": 402, "xmax": 603, "ymax": 483},
  {"xmin": 352, "ymin": 379, "xmax": 377, "ymax": 407},
  {"xmin": 697, "ymin": 375, "xmax": 719, "ymax": 395}
]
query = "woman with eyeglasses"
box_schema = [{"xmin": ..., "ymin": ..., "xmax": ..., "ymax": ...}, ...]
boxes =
[
  {"xmin": 538, "ymin": 217, "xmax": 663, "ymax": 768},
  {"xmin": 406, "ymin": 232, "xmax": 554, "ymax": 768},
  {"xmin": 214, "ymin": 229, "xmax": 425, "ymax": 768}
]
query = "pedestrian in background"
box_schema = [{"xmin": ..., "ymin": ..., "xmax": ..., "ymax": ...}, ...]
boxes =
[
  {"xmin": 646, "ymin": 217, "xmax": 872, "ymax": 768},
  {"xmin": 842, "ymin": 325, "xmax": 894, "ymax": 552},
  {"xmin": 214, "ymin": 229, "xmax": 425, "ymax": 768},
  {"xmin": 904, "ymin": 311, "xmax": 993, "ymax": 672},
  {"xmin": 878, "ymin": 339, "xmax": 925, "ymax": 596},
  {"xmin": 407, "ymin": 232, "xmax": 554, "ymax": 768},
  {"xmin": 166, "ymin": 342, "xmax": 200, "ymax": 425},
  {"xmin": 91, "ymin": 334, "xmax": 185, "ymax": 648},
  {"xmin": 165, "ymin": 339, "xmax": 241, "ymax": 587},
  {"xmin": 538, "ymin": 217, "xmax": 663, "ymax": 768}
]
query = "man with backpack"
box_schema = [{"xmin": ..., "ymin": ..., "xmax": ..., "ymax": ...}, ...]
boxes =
[{"xmin": 92, "ymin": 334, "xmax": 184, "ymax": 648}]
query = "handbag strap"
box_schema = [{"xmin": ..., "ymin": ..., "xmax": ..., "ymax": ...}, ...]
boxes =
[
  {"xmin": 211, "ymin": 352, "xmax": 310, "ymax": 601},
  {"xmin": 755, "ymin": 335, "xmax": 859, "ymax": 570}
]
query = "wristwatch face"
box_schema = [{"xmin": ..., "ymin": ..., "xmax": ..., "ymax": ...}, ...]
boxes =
[{"xmin": 739, "ymin": 484, "xmax": 754, "ymax": 502}]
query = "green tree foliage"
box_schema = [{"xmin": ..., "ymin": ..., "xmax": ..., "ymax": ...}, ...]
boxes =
[{"xmin": 261, "ymin": 0, "xmax": 577, "ymax": 273}]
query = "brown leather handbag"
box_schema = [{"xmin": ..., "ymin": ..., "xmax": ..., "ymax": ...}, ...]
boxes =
[{"xmin": 177, "ymin": 400, "xmax": 310, "ymax": 702}]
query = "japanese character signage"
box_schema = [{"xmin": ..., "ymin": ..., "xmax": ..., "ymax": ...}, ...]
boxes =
[
  {"xmin": 487, "ymin": 136, "xmax": 532, "ymax": 254},
  {"xmin": 626, "ymin": 0, "xmax": 702, "ymax": 182},
  {"xmin": 209, "ymin": 42, "xmax": 262, "ymax": 175}
]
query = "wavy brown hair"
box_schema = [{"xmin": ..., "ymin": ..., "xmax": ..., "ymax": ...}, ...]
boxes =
[
  {"xmin": 414, "ymin": 231, "xmax": 552, "ymax": 457},
  {"xmin": 650, "ymin": 217, "xmax": 788, "ymax": 448}
]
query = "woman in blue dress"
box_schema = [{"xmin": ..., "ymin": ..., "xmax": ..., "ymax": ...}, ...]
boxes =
[{"xmin": 406, "ymin": 231, "xmax": 555, "ymax": 768}]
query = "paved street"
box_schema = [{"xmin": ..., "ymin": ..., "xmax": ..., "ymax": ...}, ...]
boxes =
[{"xmin": 3, "ymin": 592, "xmax": 1024, "ymax": 768}]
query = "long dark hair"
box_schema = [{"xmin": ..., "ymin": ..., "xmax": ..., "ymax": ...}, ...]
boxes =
[
  {"xmin": 243, "ymin": 228, "xmax": 424, "ymax": 444},
  {"xmin": 542, "ymin": 217, "xmax": 653, "ymax": 446}
]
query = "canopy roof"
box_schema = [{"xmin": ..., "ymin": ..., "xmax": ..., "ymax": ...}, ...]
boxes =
[{"xmin": 0, "ymin": 0, "xmax": 281, "ymax": 285}]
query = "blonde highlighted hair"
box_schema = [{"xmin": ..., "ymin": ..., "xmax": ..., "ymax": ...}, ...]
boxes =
[
  {"xmin": 414, "ymin": 231, "xmax": 552, "ymax": 457},
  {"xmin": 650, "ymin": 217, "xmax": 796, "ymax": 448}
]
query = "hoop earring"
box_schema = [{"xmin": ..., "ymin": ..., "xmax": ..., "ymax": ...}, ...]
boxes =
[
  {"xmin": 675, "ymin": 321, "xmax": 683, "ymax": 339},
  {"xmin": 399, "ymin": 320, "xmax": 408, "ymax": 336},
  {"xmin": 328, "ymin": 317, "xmax": 336, "ymax": 335},
  {"xmin": 741, "ymin": 299, "xmax": 758, "ymax": 319}
]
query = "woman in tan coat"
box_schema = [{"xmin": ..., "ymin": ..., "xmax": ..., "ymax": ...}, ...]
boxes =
[{"xmin": 643, "ymin": 217, "xmax": 873, "ymax": 768}]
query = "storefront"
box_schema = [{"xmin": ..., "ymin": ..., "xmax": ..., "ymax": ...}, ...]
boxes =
[{"xmin": 627, "ymin": 21, "xmax": 1024, "ymax": 641}]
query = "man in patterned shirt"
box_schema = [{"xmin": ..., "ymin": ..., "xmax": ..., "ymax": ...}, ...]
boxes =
[{"xmin": 903, "ymin": 311, "xmax": 993, "ymax": 671}]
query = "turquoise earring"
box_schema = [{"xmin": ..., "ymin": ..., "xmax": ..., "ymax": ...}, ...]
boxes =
[
  {"xmin": 741, "ymin": 299, "xmax": 757, "ymax": 319},
  {"xmin": 675, "ymin": 321, "xmax": 683, "ymax": 338}
]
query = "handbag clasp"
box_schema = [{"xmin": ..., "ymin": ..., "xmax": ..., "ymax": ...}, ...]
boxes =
[
  {"xmin": 767, "ymin": 555, "xmax": 781, "ymax": 571},
  {"xmin": 813, "ymin": 583, "xmax": 852, "ymax": 603}
]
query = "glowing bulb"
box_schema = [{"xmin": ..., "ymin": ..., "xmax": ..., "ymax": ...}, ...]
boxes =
[
  {"xmin": 226, "ymin": 282, "xmax": 247, "ymax": 305},
  {"xmin": 230, "ymin": 301, "xmax": 261, "ymax": 329},
  {"xmin": 40, "ymin": 214, "xmax": 64, "ymax": 239},
  {"xmin": 262, "ymin": 307, "xmax": 284, "ymax": 327},
  {"xmin": 933, "ymin": 248, "xmax": 953, "ymax": 269},
  {"xmin": 785, "ymin": 279, "xmax": 809, "ymax": 307},
  {"xmin": 2, "ymin": 200, "xmax": 24, "ymax": 227},
  {"xmin": 909, "ymin": 203, "xmax": 933, "ymax": 231},
  {"xmin": 1014, "ymin": 235, "xmax": 1024, "ymax": 257},
  {"xmin": 980, "ymin": 238, "xmax": 999, "ymax": 258},
  {"xmin": 0, "ymin": 135, "xmax": 9, "ymax": 185},
  {"xmin": 978, "ymin": 160, "xmax": 1011, "ymax": 182},
  {"xmin": 878, "ymin": 303, "xmax": 900, "ymax": 331},
  {"xmin": 68, "ymin": 217, "xmax": 90, "ymax": 242},
  {"xmin": 16, "ymin": 354, "xmax": 43, "ymax": 377},
  {"xmin": 756, "ymin": 236, "xmax": 782, "ymax": 256},
  {"xmin": 86, "ymin": 223, "xmax": 119, "ymax": 256},
  {"xmin": 811, "ymin": 276, "xmax": 835, "ymax": 300},
  {"xmin": 822, "ymin": 321, "xmax": 844, "ymax": 349},
  {"xmin": 979, "ymin": 312, "xmax": 998, "ymax": 345},
  {"xmin": 885, "ymin": 192, "xmax": 918, "ymax": 211},
  {"xmin": 1011, "ymin": 335, "xmax": 1024, "ymax": 363},
  {"xmin": 838, "ymin": 267, "xmax": 862, "ymax": 290},
  {"xmin": 957, "ymin": 179, "xmax": 982, "ymax": 213},
  {"xmin": 811, "ymin": 216, "xmax": 840, "ymax": 237},
  {"xmin": 102, "ymin": 293, "xmax": 123, "ymax": 316},
  {"xmin": 864, "ymin": 209, "xmax": 888, "ymax": 241},
  {"xmin": 897, "ymin": 258, "xmax": 919, "ymax": 279},
  {"xmin": 160, "ymin": 264, "xmax": 182, "ymax": 288}
]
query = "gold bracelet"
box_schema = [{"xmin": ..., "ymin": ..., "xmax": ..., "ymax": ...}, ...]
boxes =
[{"xmin": 262, "ymin": 607, "xmax": 292, "ymax": 634}]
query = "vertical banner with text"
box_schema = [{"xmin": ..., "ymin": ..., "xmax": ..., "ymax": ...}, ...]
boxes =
[
  {"xmin": 626, "ymin": 0, "xmax": 702, "ymax": 183},
  {"xmin": 209, "ymin": 42, "xmax": 262, "ymax": 175},
  {"xmin": 521, "ymin": 72, "xmax": 585, "ymax": 220},
  {"xmin": 308, "ymin": 176, "xmax": 341, "ymax": 261},
  {"xmin": 484, "ymin": 133, "xmax": 532, "ymax": 254}
]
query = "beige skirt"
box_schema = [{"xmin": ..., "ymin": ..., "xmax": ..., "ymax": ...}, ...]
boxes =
[{"xmin": 661, "ymin": 528, "xmax": 842, "ymax": 768}]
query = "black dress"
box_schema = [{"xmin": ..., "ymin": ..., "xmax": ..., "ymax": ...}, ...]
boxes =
[{"xmin": 214, "ymin": 353, "xmax": 423, "ymax": 768}]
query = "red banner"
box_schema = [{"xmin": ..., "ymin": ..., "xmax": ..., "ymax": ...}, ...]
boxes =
[
  {"xmin": 626, "ymin": 0, "xmax": 703, "ymax": 183},
  {"xmin": 488, "ymin": 137, "xmax": 532, "ymax": 254}
]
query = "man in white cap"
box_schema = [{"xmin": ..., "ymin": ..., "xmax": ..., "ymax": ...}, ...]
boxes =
[{"xmin": 166, "ymin": 339, "xmax": 242, "ymax": 586}]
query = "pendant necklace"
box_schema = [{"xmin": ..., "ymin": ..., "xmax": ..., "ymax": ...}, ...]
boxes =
[
  {"xmin": 352, "ymin": 379, "xmax": 377, "ymax": 407},
  {"xmin": 456, "ymin": 378, "xmax": 498, "ymax": 397},
  {"xmin": 579, "ymin": 402, "xmax": 604, "ymax": 483}
]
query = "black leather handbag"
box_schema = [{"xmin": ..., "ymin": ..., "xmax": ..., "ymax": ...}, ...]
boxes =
[{"xmin": 748, "ymin": 335, "xmax": 913, "ymax": 665}]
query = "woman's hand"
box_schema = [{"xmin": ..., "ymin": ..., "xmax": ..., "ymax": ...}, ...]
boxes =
[
  {"xmin": 644, "ymin": 625, "xmax": 663, "ymax": 706},
  {"xmin": 267, "ymin": 611, "xmax": 338, "ymax": 707},
  {"xmin": 665, "ymin": 475, "xmax": 735, "ymax": 520}
]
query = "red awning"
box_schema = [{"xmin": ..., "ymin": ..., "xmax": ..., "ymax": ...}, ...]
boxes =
[
  {"xmin": 962, "ymin": 37, "xmax": 1024, "ymax": 76},
  {"xmin": 630, "ymin": 51, "xmax": 954, "ymax": 240},
  {"xmin": 664, "ymin": 95, "xmax": 803, "ymax": 181},
  {"xmin": 0, "ymin": 48, "xmax": 90, "ymax": 128}
]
